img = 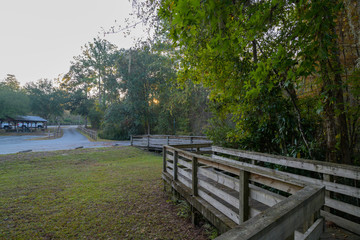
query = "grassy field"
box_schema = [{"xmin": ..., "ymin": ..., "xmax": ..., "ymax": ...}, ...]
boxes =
[{"xmin": 0, "ymin": 147, "xmax": 207, "ymax": 239}]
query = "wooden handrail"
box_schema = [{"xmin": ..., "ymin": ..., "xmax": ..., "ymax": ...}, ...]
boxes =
[
  {"xmin": 212, "ymin": 145, "xmax": 360, "ymax": 235},
  {"xmin": 163, "ymin": 145, "xmax": 326, "ymax": 239},
  {"xmin": 78, "ymin": 126, "xmax": 97, "ymax": 141}
]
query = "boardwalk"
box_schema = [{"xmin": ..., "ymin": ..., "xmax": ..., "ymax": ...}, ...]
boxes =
[{"xmin": 150, "ymin": 137, "xmax": 360, "ymax": 239}]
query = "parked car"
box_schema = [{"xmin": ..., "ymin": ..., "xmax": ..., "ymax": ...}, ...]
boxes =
[
  {"xmin": 1, "ymin": 122, "xmax": 12, "ymax": 129},
  {"xmin": 17, "ymin": 122, "xmax": 44, "ymax": 129}
]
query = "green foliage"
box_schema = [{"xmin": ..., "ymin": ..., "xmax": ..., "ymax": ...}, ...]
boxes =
[
  {"xmin": 156, "ymin": 0, "xmax": 360, "ymax": 163},
  {"xmin": 0, "ymin": 85, "xmax": 29, "ymax": 119},
  {"xmin": 25, "ymin": 79, "xmax": 65, "ymax": 119}
]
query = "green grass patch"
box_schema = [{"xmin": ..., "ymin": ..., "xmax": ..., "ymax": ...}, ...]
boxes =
[{"xmin": 0, "ymin": 147, "xmax": 207, "ymax": 239}]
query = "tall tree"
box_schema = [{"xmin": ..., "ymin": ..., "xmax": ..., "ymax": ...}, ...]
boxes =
[
  {"xmin": 25, "ymin": 79, "xmax": 65, "ymax": 120},
  {"xmin": 0, "ymin": 75, "xmax": 29, "ymax": 119},
  {"xmin": 155, "ymin": 0, "xmax": 360, "ymax": 163}
]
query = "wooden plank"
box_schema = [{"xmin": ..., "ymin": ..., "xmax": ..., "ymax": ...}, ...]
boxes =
[
  {"xmin": 320, "ymin": 210, "xmax": 360, "ymax": 235},
  {"xmin": 212, "ymin": 146, "xmax": 360, "ymax": 180},
  {"xmin": 162, "ymin": 172, "xmax": 237, "ymax": 233},
  {"xmin": 166, "ymin": 153, "xmax": 174, "ymax": 161},
  {"xmin": 167, "ymin": 161, "xmax": 174, "ymax": 170},
  {"xmin": 178, "ymin": 151, "xmax": 194, "ymax": 161},
  {"xmin": 171, "ymin": 143, "xmax": 212, "ymax": 149},
  {"xmin": 214, "ymin": 154, "xmax": 360, "ymax": 198},
  {"xmin": 198, "ymin": 188, "xmax": 239, "ymax": 224},
  {"xmin": 198, "ymin": 167, "xmax": 240, "ymax": 191},
  {"xmin": 299, "ymin": 218, "xmax": 324, "ymax": 240},
  {"xmin": 249, "ymin": 207, "xmax": 261, "ymax": 218},
  {"xmin": 178, "ymin": 167, "xmax": 192, "ymax": 180},
  {"xmin": 250, "ymin": 173, "xmax": 302, "ymax": 195},
  {"xmin": 178, "ymin": 174, "xmax": 192, "ymax": 189},
  {"xmin": 325, "ymin": 197, "xmax": 360, "ymax": 218},
  {"xmin": 215, "ymin": 186, "xmax": 325, "ymax": 240},
  {"xmin": 239, "ymin": 170, "xmax": 249, "ymax": 223},
  {"xmin": 178, "ymin": 158, "xmax": 192, "ymax": 169},
  {"xmin": 249, "ymin": 184, "xmax": 286, "ymax": 207},
  {"xmin": 198, "ymin": 178, "xmax": 239, "ymax": 209}
]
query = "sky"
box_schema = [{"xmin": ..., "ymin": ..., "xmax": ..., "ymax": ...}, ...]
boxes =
[{"xmin": 0, "ymin": 0, "xmax": 146, "ymax": 85}]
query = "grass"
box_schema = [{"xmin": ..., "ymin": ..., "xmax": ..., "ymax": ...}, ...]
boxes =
[{"xmin": 0, "ymin": 147, "xmax": 207, "ymax": 239}]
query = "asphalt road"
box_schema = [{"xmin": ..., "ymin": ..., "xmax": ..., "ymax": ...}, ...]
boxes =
[{"xmin": 0, "ymin": 126, "xmax": 130, "ymax": 154}]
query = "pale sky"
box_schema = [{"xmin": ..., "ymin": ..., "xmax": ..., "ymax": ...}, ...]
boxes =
[{"xmin": 0, "ymin": 0, "xmax": 146, "ymax": 85}]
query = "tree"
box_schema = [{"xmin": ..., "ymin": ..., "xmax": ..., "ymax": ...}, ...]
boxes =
[
  {"xmin": 156, "ymin": 0, "xmax": 360, "ymax": 164},
  {"xmin": 0, "ymin": 75, "xmax": 29, "ymax": 120},
  {"xmin": 25, "ymin": 79, "xmax": 65, "ymax": 120}
]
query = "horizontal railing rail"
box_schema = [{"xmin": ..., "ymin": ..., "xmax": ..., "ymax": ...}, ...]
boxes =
[
  {"xmin": 131, "ymin": 134, "xmax": 212, "ymax": 150},
  {"xmin": 163, "ymin": 145, "xmax": 325, "ymax": 239},
  {"xmin": 212, "ymin": 146, "xmax": 360, "ymax": 235},
  {"xmin": 78, "ymin": 126, "xmax": 97, "ymax": 141}
]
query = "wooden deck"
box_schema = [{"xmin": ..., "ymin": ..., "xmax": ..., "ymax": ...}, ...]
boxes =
[
  {"xmin": 160, "ymin": 142, "xmax": 360, "ymax": 239},
  {"xmin": 130, "ymin": 135, "xmax": 360, "ymax": 239}
]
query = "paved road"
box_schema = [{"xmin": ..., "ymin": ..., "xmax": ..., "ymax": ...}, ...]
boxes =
[{"xmin": 0, "ymin": 126, "xmax": 130, "ymax": 154}]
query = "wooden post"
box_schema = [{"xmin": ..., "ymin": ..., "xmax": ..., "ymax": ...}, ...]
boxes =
[
  {"xmin": 239, "ymin": 169, "xmax": 249, "ymax": 223},
  {"xmin": 323, "ymin": 174, "xmax": 332, "ymax": 213},
  {"xmin": 147, "ymin": 135, "xmax": 150, "ymax": 150},
  {"xmin": 130, "ymin": 136, "xmax": 133, "ymax": 146},
  {"xmin": 192, "ymin": 156, "xmax": 198, "ymax": 196},
  {"xmin": 173, "ymin": 151, "xmax": 178, "ymax": 181},
  {"xmin": 163, "ymin": 146, "xmax": 167, "ymax": 172},
  {"xmin": 167, "ymin": 136, "xmax": 170, "ymax": 145}
]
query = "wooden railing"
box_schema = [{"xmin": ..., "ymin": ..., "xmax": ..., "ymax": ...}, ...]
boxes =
[
  {"xmin": 78, "ymin": 126, "xmax": 97, "ymax": 141},
  {"xmin": 163, "ymin": 145, "xmax": 325, "ymax": 239},
  {"xmin": 48, "ymin": 125, "xmax": 61, "ymax": 139},
  {"xmin": 131, "ymin": 135, "xmax": 211, "ymax": 150},
  {"xmin": 212, "ymin": 146, "xmax": 360, "ymax": 235}
]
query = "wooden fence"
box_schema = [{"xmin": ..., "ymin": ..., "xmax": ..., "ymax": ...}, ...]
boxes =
[
  {"xmin": 211, "ymin": 146, "xmax": 360, "ymax": 235},
  {"xmin": 48, "ymin": 125, "xmax": 61, "ymax": 139},
  {"xmin": 163, "ymin": 144, "xmax": 326, "ymax": 239},
  {"xmin": 77, "ymin": 126, "xmax": 97, "ymax": 141},
  {"xmin": 131, "ymin": 135, "xmax": 211, "ymax": 150}
]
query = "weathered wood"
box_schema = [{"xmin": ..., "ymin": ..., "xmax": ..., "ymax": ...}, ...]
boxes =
[
  {"xmin": 177, "ymin": 157, "xmax": 192, "ymax": 169},
  {"xmin": 320, "ymin": 210, "xmax": 360, "ymax": 235},
  {"xmin": 295, "ymin": 218, "xmax": 324, "ymax": 240},
  {"xmin": 163, "ymin": 146, "xmax": 166, "ymax": 172},
  {"xmin": 249, "ymin": 184, "xmax": 286, "ymax": 207},
  {"xmin": 249, "ymin": 173, "xmax": 302, "ymax": 195},
  {"xmin": 212, "ymin": 146, "xmax": 360, "ymax": 180},
  {"xmin": 163, "ymin": 171, "xmax": 237, "ymax": 233},
  {"xmin": 325, "ymin": 197, "xmax": 360, "ymax": 218},
  {"xmin": 198, "ymin": 188, "xmax": 240, "ymax": 224},
  {"xmin": 192, "ymin": 157, "xmax": 198, "ymax": 196},
  {"xmin": 173, "ymin": 151, "xmax": 178, "ymax": 181},
  {"xmin": 239, "ymin": 170, "xmax": 249, "ymax": 223},
  {"xmin": 215, "ymin": 186, "xmax": 325, "ymax": 240},
  {"xmin": 213, "ymin": 153, "xmax": 360, "ymax": 198},
  {"xmin": 198, "ymin": 178, "xmax": 239, "ymax": 209},
  {"xmin": 198, "ymin": 166, "xmax": 240, "ymax": 190}
]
